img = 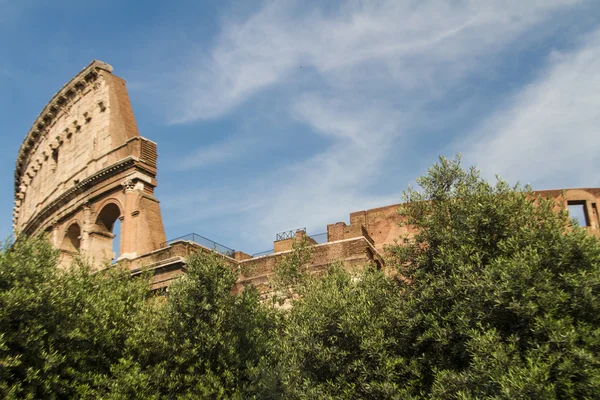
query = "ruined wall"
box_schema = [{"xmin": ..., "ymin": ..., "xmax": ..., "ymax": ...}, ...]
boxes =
[
  {"xmin": 14, "ymin": 60, "xmax": 166, "ymax": 268},
  {"xmin": 535, "ymin": 188, "xmax": 600, "ymax": 232},
  {"xmin": 327, "ymin": 188, "xmax": 600, "ymax": 255},
  {"xmin": 15, "ymin": 62, "xmax": 134, "ymax": 230},
  {"xmin": 327, "ymin": 203, "xmax": 411, "ymax": 254},
  {"xmin": 119, "ymin": 235, "xmax": 382, "ymax": 292},
  {"xmin": 128, "ymin": 187, "xmax": 599, "ymax": 292}
]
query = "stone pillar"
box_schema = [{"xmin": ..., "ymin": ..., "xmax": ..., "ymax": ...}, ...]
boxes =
[
  {"xmin": 118, "ymin": 215, "xmax": 125, "ymax": 256},
  {"xmin": 80, "ymin": 202, "xmax": 92, "ymax": 252},
  {"xmin": 119, "ymin": 179, "xmax": 138, "ymax": 259},
  {"xmin": 51, "ymin": 221, "xmax": 60, "ymax": 247}
]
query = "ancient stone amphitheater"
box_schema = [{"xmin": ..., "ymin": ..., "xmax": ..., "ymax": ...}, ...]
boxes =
[{"xmin": 13, "ymin": 61, "xmax": 600, "ymax": 290}]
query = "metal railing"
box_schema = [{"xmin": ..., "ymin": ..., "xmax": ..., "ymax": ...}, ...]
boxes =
[
  {"xmin": 308, "ymin": 232, "xmax": 327, "ymax": 244},
  {"xmin": 252, "ymin": 249, "xmax": 275, "ymax": 257},
  {"xmin": 251, "ymin": 231, "xmax": 328, "ymax": 257},
  {"xmin": 160, "ymin": 233, "xmax": 235, "ymax": 258},
  {"xmin": 276, "ymin": 227, "xmax": 306, "ymax": 241},
  {"xmin": 160, "ymin": 230, "xmax": 329, "ymax": 260}
]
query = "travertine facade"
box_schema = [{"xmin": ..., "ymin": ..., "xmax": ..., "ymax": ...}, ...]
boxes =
[
  {"xmin": 14, "ymin": 61, "xmax": 166, "ymax": 268},
  {"xmin": 13, "ymin": 60, "xmax": 600, "ymax": 289}
]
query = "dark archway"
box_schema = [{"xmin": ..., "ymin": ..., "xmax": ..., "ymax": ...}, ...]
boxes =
[
  {"xmin": 96, "ymin": 203, "xmax": 121, "ymax": 232},
  {"xmin": 93, "ymin": 202, "xmax": 122, "ymax": 262},
  {"xmin": 61, "ymin": 222, "xmax": 81, "ymax": 252}
]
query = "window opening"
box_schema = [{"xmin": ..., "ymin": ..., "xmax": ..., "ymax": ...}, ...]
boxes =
[
  {"xmin": 112, "ymin": 218, "xmax": 121, "ymax": 262},
  {"xmin": 96, "ymin": 203, "xmax": 120, "ymax": 231},
  {"xmin": 567, "ymin": 201, "xmax": 589, "ymax": 227}
]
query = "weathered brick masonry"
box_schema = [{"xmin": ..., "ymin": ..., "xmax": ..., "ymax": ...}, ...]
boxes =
[{"xmin": 13, "ymin": 61, "xmax": 600, "ymax": 290}]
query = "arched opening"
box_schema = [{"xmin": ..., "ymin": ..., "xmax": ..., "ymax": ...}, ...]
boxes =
[
  {"xmin": 96, "ymin": 203, "xmax": 121, "ymax": 232},
  {"xmin": 90, "ymin": 202, "xmax": 122, "ymax": 263},
  {"xmin": 61, "ymin": 223, "xmax": 81, "ymax": 252}
]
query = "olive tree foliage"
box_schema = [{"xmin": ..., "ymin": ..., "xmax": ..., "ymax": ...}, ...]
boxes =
[
  {"xmin": 387, "ymin": 156, "xmax": 600, "ymax": 398},
  {"xmin": 0, "ymin": 236, "xmax": 150, "ymax": 399},
  {"xmin": 261, "ymin": 156, "xmax": 600, "ymax": 399},
  {"xmin": 258, "ymin": 264, "xmax": 410, "ymax": 399},
  {"xmin": 103, "ymin": 250, "xmax": 280, "ymax": 399},
  {"xmin": 2, "ymin": 156, "xmax": 599, "ymax": 399},
  {"xmin": 255, "ymin": 236, "xmax": 412, "ymax": 398},
  {"xmin": 269, "ymin": 236, "xmax": 314, "ymax": 306},
  {"xmin": 0, "ymin": 238, "xmax": 278, "ymax": 399}
]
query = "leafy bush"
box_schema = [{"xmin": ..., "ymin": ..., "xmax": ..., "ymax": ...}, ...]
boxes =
[
  {"xmin": 2, "ymin": 157, "xmax": 599, "ymax": 399},
  {"xmin": 0, "ymin": 236, "xmax": 149, "ymax": 398}
]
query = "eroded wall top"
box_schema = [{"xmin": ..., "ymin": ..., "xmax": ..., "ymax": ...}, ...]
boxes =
[{"xmin": 13, "ymin": 60, "xmax": 147, "ymax": 234}]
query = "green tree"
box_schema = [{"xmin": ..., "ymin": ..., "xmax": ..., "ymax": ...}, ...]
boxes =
[
  {"xmin": 259, "ymin": 237, "xmax": 412, "ymax": 398},
  {"xmin": 269, "ymin": 235, "xmax": 314, "ymax": 306},
  {"xmin": 263, "ymin": 264, "xmax": 411, "ymax": 399},
  {"xmin": 106, "ymin": 250, "xmax": 279, "ymax": 399},
  {"xmin": 3, "ymin": 156, "xmax": 599, "ymax": 399},
  {"xmin": 0, "ymin": 235, "xmax": 151, "ymax": 399},
  {"xmin": 387, "ymin": 156, "xmax": 600, "ymax": 398},
  {"xmin": 263, "ymin": 156, "xmax": 600, "ymax": 399}
]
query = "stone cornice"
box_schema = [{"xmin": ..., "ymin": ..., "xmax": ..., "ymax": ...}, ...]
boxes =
[
  {"xmin": 20, "ymin": 156, "xmax": 155, "ymax": 236},
  {"xmin": 12, "ymin": 135, "xmax": 157, "ymax": 229},
  {"xmin": 14, "ymin": 60, "xmax": 113, "ymax": 193}
]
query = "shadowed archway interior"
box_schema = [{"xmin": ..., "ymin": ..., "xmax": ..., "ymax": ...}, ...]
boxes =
[{"xmin": 61, "ymin": 223, "xmax": 81, "ymax": 252}]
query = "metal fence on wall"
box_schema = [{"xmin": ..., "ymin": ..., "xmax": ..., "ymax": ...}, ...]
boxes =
[
  {"xmin": 251, "ymin": 231, "xmax": 328, "ymax": 257},
  {"xmin": 251, "ymin": 249, "xmax": 275, "ymax": 257},
  {"xmin": 308, "ymin": 232, "xmax": 327, "ymax": 244},
  {"xmin": 160, "ymin": 233, "xmax": 235, "ymax": 258},
  {"xmin": 275, "ymin": 227, "xmax": 306, "ymax": 241},
  {"xmin": 161, "ymin": 230, "xmax": 329, "ymax": 259}
]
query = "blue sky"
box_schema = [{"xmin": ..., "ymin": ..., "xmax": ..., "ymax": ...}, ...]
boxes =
[{"xmin": 1, "ymin": 0, "xmax": 599, "ymax": 254}]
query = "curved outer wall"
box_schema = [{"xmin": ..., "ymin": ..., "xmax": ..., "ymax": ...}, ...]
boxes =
[{"xmin": 13, "ymin": 60, "xmax": 166, "ymax": 267}]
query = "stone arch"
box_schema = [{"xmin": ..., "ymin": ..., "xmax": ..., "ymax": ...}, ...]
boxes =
[
  {"xmin": 57, "ymin": 221, "xmax": 82, "ymax": 268},
  {"xmin": 61, "ymin": 221, "xmax": 81, "ymax": 252},
  {"xmin": 95, "ymin": 201, "xmax": 122, "ymax": 233},
  {"xmin": 88, "ymin": 200, "xmax": 124, "ymax": 263}
]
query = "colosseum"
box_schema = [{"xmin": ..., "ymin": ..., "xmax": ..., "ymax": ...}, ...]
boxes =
[{"xmin": 13, "ymin": 60, "xmax": 600, "ymax": 290}]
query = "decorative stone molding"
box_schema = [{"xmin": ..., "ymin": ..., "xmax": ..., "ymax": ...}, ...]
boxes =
[
  {"xmin": 14, "ymin": 60, "xmax": 112, "ymax": 193},
  {"xmin": 122, "ymin": 179, "xmax": 135, "ymax": 192},
  {"xmin": 19, "ymin": 157, "xmax": 138, "ymax": 236}
]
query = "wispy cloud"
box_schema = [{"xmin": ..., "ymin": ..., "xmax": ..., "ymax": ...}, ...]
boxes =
[
  {"xmin": 166, "ymin": 0, "xmax": 576, "ymax": 123},
  {"xmin": 173, "ymin": 135, "xmax": 253, "ymax": 171},
  {"xmin": 462, "ymin": 27, "xmax": 600, "ymax": 189},
  {"xmin": 151, "ymin": 0, "xmax": 593, "ymax": 251}
]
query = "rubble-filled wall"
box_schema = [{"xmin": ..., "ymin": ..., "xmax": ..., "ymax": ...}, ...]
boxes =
[
  {"xmin": 326, "ymin": 188, "xmax": 600, "ymax": 255},
  {"xmin": 122, "ymin": 187, "xmax": 600, "ymax": 292}
]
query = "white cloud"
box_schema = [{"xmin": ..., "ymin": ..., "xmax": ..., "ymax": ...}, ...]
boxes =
[
  {"xmin": 168, "ymin": 0, "xmax": 576, "ymax": 123},
  {"xmin": 154, "ymin": 0, "xmax": 590, "ymax": 251},
  {"xmin": 162, "ymin": 94, "xmax": 405, "ymax": 249},
  {"xmin": 462, "ymin": 27, "xmax": 600, "ymax": 189},
  {"xmin": 173, "ymin": 135, "xmax": 253, "ymax": 171}
]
